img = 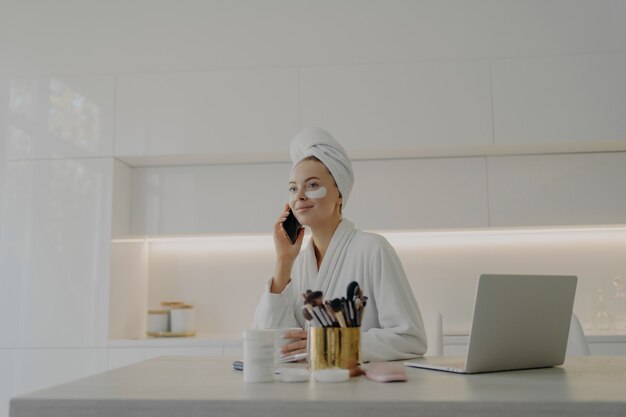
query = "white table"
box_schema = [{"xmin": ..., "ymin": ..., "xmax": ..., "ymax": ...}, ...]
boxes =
[{"xmin": 10, "ymin": 356, "xmax": 626, "ymax": 417}]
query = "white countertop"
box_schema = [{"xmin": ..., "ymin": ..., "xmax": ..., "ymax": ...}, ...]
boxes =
[
  {"xmin": 106, "ymin": 333, "xmax": 626, "ymax": 347},
  {"xmin": 10, "ymin": 356, "xmax": 626, "ymax": 417}
]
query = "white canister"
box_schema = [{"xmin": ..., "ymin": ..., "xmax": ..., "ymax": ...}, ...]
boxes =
[
  {"xmin": 243, "ymin": 329, "xmax": 275, "ymax": 383},
  {"xmin": 170, "ymin": 304, "xmax": 195, "ymax": 333},
  {"xmin": 147, "ymin": 310, "xmax": 169, "ymax": 333}
]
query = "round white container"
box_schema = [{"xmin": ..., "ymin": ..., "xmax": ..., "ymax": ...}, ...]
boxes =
[
  {"xmin": 147, "ymin": 310, "xmax": 169, "ymax": 333},
  {"xmin": 243, "ymin": 329, "xmax": 275, "ymax": 383},
  {"xmin": 170, "ymin": 304, "xmax": 195, "ymax": 333}
]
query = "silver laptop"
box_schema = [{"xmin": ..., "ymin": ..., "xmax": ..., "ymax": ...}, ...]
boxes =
[{"xmin": 405, "ymin": 274, "xmax": 577, "ymax": 374}]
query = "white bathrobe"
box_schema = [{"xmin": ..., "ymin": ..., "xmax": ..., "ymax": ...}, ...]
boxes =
[{"xmin": 253, "ymin": 219, "xmax": 427, "ymax": 362}]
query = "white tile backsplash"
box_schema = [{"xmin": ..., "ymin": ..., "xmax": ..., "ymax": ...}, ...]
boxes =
[
  {"xmin": 0, "ymin": 158, "xmax": 113, "ymax": 348},
  {"xmin": 492, "ymin": 53, "xmax": 626, "ymax": 145},
  {"xmin": 487, "ymin": 152, "xmax": 626, "ymax": 227},
  {"xmin": 147, "ymin": 240, "xmax": 276, "ymax": 335},
  {"xmin": 300, "ymin": 61, "xmax": 494, "ymax": 154},
  {"xmin": 113, "ymin": 227, "xmax": 626, "ymax": 337},
  {"xmin": 115, "ymin": 69, "xmax": 298, "ymax": 157},
  {"xmin": 2, "ymin": 76, "xmax": 115, "ymax": 159}
]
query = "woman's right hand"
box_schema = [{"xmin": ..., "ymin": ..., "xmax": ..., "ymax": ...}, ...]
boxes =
[
  {"xmin": 274, "ymin": 204, "xmax": 305, "ymax": 263},
  {"xmin": 271, "ymin": 204, "xmax": 304, "ymax": 293}
]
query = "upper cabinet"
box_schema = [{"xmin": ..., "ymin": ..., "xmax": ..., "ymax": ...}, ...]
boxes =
[
  {"xmin": 487, "ymin": 152, "xmax": 626, "ymax": 227},
  {"xmin": 492, "ymin": 54, "xmax": 626, "ymax": 145},
  {"xmin": 1, "ymin": 76, "xmax": 115, "ymax": 160},
  {"xmin": 115, "ymin": 69, "xmax": 299, "ymax": 160},
  {"xmin": 300, "ymin": 61, "xmax": 494, "ymax": 155}
]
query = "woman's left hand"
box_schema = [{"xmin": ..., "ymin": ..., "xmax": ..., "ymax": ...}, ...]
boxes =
[{"xmin": 280, "ymin": 329, "xmax": 308, "ymax": 357}]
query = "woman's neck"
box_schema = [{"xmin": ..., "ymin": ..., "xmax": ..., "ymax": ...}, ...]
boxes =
[{"xmin": 310, "ymin": 217, "xmax": 342, "ymax": 269}]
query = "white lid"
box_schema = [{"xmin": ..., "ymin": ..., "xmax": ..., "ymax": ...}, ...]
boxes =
[
  {"xmin": 243, "ymin": 329, "xmax": 274, "ymax": 341},
  {"xmin": 278, "ymin": 368, "xmax": 310, "ymax": 382},
  {"xmin": 313, "ymin": 369, "xmax": 350, "ymax": 383}
]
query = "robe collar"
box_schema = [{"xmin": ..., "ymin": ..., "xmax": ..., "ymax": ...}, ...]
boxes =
[{"xmin": 303, "ymin": 218, "xmax": 357, "ymax": 296}]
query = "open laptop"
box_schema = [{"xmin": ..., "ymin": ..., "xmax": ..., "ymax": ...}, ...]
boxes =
[{"xmin": 405, "ymin": 274, "xmax": 577, "ymax": 374}]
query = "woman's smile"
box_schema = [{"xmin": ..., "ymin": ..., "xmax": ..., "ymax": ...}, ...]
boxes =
[{"xmin": 296, "ymin": 205, "xmax": 314, "ymax": 212}]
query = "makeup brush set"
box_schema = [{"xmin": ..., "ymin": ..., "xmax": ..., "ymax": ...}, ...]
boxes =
[{"xmin": 302, "ymin": 281, "xmax": 367, "ymax": 328}]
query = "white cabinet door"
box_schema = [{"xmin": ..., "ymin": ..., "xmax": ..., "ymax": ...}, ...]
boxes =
[
  {"xmin": 348, "ymin": 158, "xmax": 489, "ymax": 230},
  {"xmin": 492, "ymin": 54, "xmax": 626, "ymax": 145},
  {"xmin": 487, "ymin": 153, "xmax": 626, "ymax": 227},
  {"xmin": 300, "ymin": 61, "xmax": 493, "ymax": 156},
  {"xmin": 1, "ymin": 77, "xmax": 115, "ymax": 160},
  {"xmin": 0, "ymin": 158, "xmax": 113, "ymax": 348},
  {"xmin": 115, "ymin": 69, "xmax": 298, "ymax": 158}
]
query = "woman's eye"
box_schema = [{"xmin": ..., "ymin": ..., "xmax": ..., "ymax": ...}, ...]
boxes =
[
  {"xmin": 307, "ymin": 182, "xmax": 319, "ymax": 189},
  {"xmin": 288, "ymin": 187, "xmax": 297, "ymax": 193}
]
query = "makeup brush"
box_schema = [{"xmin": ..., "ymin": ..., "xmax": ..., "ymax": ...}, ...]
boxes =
[
  {"xmin": 324, "ymin": 300, "xmax": 339, "ymax": 327},
  {"xmin": 306, "ymin": 291, "xmax": 333, "ymax": 326},
  {"xmin": 302, "ymin": 305, "xmax": 314, "ymax": 322},
  {"xmin": 347, "ymin": 281, "xmax": 360, "ymax": 326},
  {"xmin": 341, "ymin": 297, "xmax": 352, "ymax": 327},
  {"xmin": 303, "ymin": 304, "xmax": 323, "ymax": 327},
  {"xmin": 354, "ymin": 298, "xmax": 361, "ymax": 326},
  {"xmin": 313, "ymin": 305, "xmax": 330, "ymax": 327},
  {"xmin": 330, "ymin": 298, "xmax": 348, "ymax": 328},
  {"xmin": 359, "ymin": 296, "xmax": 368, "ymax": 326},
  {"xmin": 347, "ymin": 281, "xmax": 358, "ymax": 297}
]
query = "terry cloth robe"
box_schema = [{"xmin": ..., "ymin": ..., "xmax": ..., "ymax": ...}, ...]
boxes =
[{"xmin": 253, "ymin": 219, "xmax": 427, "ymax": 362}]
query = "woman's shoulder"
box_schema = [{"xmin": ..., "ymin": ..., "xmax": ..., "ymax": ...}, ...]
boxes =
[{"xmin": 352, "ymin": 229, "xmax": 394, "ymax": 253}]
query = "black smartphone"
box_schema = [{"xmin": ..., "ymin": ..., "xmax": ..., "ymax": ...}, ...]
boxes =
[{"xmin": 282, "ymin": 208, "xmax": 302, "ymax": 245}]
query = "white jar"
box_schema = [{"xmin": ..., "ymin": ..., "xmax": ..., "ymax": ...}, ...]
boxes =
[
  {"xmin": 243, "ymin": 329, "xmax": 275, "ymax": 383},
  {"xmin": 147, "ymin": 310, "xmax": 169, "ymax": 334},
  {"xmin": 170, "ymin": 304, "xmax": 195, "ymax": 333}
]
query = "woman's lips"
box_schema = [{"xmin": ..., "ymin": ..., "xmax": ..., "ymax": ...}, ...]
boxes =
[{"xmin": 296, "ymin": 206, "xmax": 313, "ymax": 212}]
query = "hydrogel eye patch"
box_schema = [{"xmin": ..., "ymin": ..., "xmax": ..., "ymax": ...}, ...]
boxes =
[{"xmin": 305, "ymin": 186, "xmax": 327, "ymax": 199}]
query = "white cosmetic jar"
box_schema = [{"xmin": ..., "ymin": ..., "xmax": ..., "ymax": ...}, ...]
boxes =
[
  {"xmin": 170, "ymin": 304, "xmax": 195, "ymax": 333},
  {"xmin": 147, "ymin": 310, "xmax": 169, "ymax": 333}
]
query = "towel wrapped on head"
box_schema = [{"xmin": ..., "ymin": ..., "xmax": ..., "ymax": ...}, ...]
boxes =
[{"xmin": 290, "ymin": 127, "xmax": 354, "ymax": 208}]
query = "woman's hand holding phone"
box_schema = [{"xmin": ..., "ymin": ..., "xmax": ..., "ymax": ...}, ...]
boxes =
[
  {"xmin": 274, "ymin": 204, "xmax": 304, "ymax": 259},
  {"xmin": 271, "ymin": 204, "xmax": 304, "ymax": 294}
]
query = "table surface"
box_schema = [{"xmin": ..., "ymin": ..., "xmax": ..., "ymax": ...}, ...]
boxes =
[{"xmin": 10, "ymin": 356, "xmax": 626, "ymax": 417}]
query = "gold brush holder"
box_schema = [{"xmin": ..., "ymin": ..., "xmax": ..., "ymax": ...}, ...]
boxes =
[{"xmin": 309, "ymin": 327, "xmax": 361, "ymax": 371}]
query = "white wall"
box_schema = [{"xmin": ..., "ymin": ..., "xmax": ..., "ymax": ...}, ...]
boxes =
[{"xmin": 2, "ymin": 1, "xmax": 626, "ymax": 416}]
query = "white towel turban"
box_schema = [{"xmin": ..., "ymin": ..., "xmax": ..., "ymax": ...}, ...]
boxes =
[{"xmin": 290, "ymin": 127, "xmax": 354, "ymax": 208}]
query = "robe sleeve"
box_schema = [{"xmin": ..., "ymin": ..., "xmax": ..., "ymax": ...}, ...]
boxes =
[
  {"xmin": 361, "ymin": 237, "xmax": 428, "ymax": 362},
  {"xmin": 252, "ymin": 278, "xmax": 302, "ymax": 329}
]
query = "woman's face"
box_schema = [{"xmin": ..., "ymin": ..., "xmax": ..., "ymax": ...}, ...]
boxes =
[{"xmin": 288, "ymin": 159, "xmax": 342, "ymax": 227}]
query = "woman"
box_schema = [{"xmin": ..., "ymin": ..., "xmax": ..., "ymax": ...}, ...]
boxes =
[{"xmin": 253, "ymin": 127, "xmax": 427, "ymax": 362}]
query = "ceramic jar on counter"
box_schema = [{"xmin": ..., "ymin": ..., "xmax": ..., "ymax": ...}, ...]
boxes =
[
  {"xmin": 170, "ymin": 304, "xmax": 195, "ymax": 333},
  {"xmin": 146, "ymin": 301, "xmax": 196, "ymax": 336}
]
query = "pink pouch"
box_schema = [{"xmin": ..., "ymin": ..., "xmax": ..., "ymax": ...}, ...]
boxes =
[{"xmin": 365, "ymin": 362, "xmax": 408, "ymax": 382}]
